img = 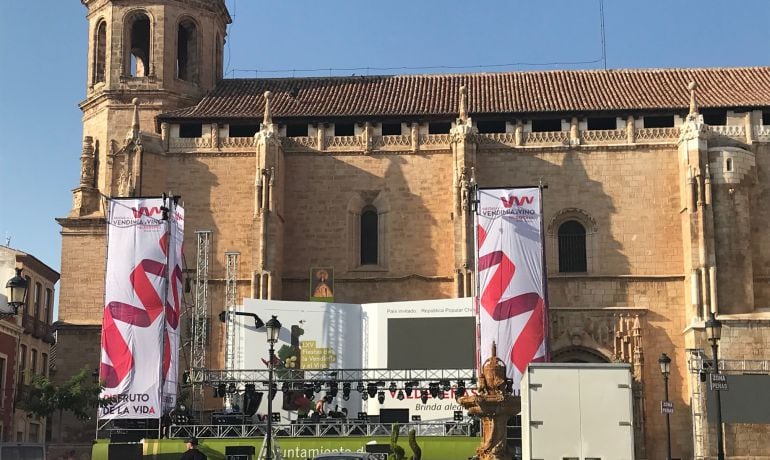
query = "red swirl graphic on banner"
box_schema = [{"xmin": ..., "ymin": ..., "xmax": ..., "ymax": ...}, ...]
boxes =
[
  {"xmin": 100, "ymin": 239, "xmax": 168, "ymax": 389},
  {"xmin": 478, "ymin": 226, "xmax": 545, "ymax": 374}
]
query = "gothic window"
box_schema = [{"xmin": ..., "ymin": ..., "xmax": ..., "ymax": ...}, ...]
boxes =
[
  {"xmin": 177, "ymin": 18, "xmax": 198, "ymax": 82},
  {"xmin": 360, "ymin": 206, "xmax": 378, "ymax": 265},
  {"xmin": 93, "ymin": 20, "xmax": 107, "ymax": 84},
  {"xmin": 348, "ymin": 193, "xmax": 389, "ymax": 270},
  {"xmin": 125, "ymin": 12, "xmax": 151, "ymax": 77},
  {"xmin": 558, "ymin": 220, "xmax": 587, "ymax": 273}
]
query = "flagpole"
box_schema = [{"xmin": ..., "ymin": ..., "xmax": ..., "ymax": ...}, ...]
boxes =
[
  {"xmin": 471, "ymin": 183, "xmax": 481, "ymax": 376},
  {"xmin": 538, "ymin": 181, "xmax": 551, "ymax": 362},
  {"xmin": 158, "ymin": 193, "xmax": 173, "ymax": 438}
]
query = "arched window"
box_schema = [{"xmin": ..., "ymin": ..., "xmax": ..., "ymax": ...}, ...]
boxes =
[
  {"xmin": 360, "ymin": 207, "xmax": 378, "ymax": 265},
  {"xmin": 558, "ymin": 220, "xmax": 587, "ymax": 273},
  {"xmin": 93, "ymin": 20, "xmax": 107, "ymax": 84},
  {"xmin": 126, "ymin": 12, "xmax": 151, "ymax": 77},
  {"xmin": 177, "ymin": 18, "xmax": 198, "ymax": 82}
]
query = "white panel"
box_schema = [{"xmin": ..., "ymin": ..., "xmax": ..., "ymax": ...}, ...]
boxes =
[
  {"xmin": 526, "ymin": 366, "xmax": 582, "ymax": 460},
  {"xmin": 579, "ymin": 368, "xmax": 635, "ymax": 460}
]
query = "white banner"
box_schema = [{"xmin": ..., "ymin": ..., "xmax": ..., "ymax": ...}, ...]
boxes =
[
  {"xmin": 476, "ymin": 188, "xmax": 548, "ymax": 389},
  {"xmin": 99, "ymin": 198, "xmax": 168, "ymax": 420}
]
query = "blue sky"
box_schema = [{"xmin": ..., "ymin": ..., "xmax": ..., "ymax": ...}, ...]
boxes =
[{"xmin": 0, "ymin": 0, "xmax": 768, "ymax": 317}]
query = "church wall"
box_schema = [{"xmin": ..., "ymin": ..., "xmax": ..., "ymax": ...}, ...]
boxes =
[
  {"xmin": 751, "ymin": 143, "xmax": 770, "ymax": 308},
  {"xmin": 163, "ymin": 153, "xmax": 256, "ymax": 273},
  {"xmin": 477, "ymin": 146, "xmax": 683, "ymax": 276},
  {"xmin": 58, "ymin": 224, "xmax": 106, "ymax": 325},
  {"xmin": 280, "ymin": 151, "xmax": 457, "ymax": 303}
]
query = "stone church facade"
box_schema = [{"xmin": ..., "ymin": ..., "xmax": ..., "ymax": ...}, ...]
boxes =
[{"xmin": 54, "ymin": 0, "xmax": 770, "ymax": 458}]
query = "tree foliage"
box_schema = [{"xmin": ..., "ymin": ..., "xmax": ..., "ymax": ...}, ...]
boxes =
[{"xmin": 19, "ymin": 368, "xmax": 113, "ymax": 421}]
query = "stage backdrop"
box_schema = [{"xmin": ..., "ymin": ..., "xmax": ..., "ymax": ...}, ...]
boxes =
[
  {"xmin": 99, "ymin": 197, "xmax": 183, "ymax": 420},
  {"xmin": 240, "ymin": 298, "xmax": 474, "ymax": 422},
  {"xmin": 476, "ymin": 187, "xmax": 549, "ymax": 389}
]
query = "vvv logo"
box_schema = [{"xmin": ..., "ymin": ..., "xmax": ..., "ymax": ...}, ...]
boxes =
[
  {"xmin": 131, "ymin": 206, "xmax": 163, "ymax": 218},
  {"xmin": 500, "ymin": 195, "xmax": 534, "ymax": 208}
]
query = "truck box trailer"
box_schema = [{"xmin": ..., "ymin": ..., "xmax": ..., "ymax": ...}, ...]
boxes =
[{"xmin": 521, "ymin": 363, "xmax": 635, "ymax": 460}]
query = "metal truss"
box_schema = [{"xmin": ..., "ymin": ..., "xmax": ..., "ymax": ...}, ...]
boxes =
[
  {"xmin": 189, "ymin": 367, "xmax": 478, "ymax": 387},
  {"xmin": 168, "ymin": 421, "xmax": 472, "ymax": 439},
  {"xmin": 191, "ymin": 230, "xmax": 212, "ymax": 415},
  {"xmin": 686, "ymin": 349, "xmax": 770, "ymax": 374},
  {"xmin": 224, "ymin": 251, "xmax": 240, "ymax": 409}
]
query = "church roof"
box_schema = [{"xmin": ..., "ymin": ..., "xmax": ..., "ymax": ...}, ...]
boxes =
[{"xmin": 159, "ymin": 66, "xmax": 770, "ymax": 121}]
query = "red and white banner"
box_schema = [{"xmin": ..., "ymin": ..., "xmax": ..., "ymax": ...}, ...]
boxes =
[
  {"xmin": 476, "ymin": 188, "xmax": 549, "ymax": 389},
  {"xmin": 99, "ymin": 197, "xmax": 181, "ymax": 419}
]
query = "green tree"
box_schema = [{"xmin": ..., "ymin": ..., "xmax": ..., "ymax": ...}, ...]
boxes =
[{"xmin": 19, "ymin": 368, "xmax": 114, "ymax": 437}]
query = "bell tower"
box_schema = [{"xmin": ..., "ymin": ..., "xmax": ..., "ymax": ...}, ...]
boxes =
[
  {"xmin": 79, "ymin": 0, "xmax": 230, "ymax": 194},
  {"xmin": 51, "ymin": 3, "xmax": 230, "ymax": 455}
]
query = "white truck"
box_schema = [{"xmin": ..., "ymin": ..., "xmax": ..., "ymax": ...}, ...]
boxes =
[{"xmin": 521, "ymin": 363, "xmax": 635, "ymax": 460}]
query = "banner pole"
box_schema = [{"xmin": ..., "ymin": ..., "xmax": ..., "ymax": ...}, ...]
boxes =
[
  {"xmin": 159, "ymin": 193, "xmax": 173, "ymax": 438},
  {"xmin": 538, "ymin": 182, "xmax": 551, "ymax": 362},
  {"xmin": 472, "ymin": 184, "xmax": 481, "ymax": 376},
  {"xmin": 96, "ymin": 198, "xmax": 113, "ymax": 439}
]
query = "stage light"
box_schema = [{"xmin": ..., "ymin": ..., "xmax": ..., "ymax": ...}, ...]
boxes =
[
  {"xmin": 329, "ymin": 381, "xmax": 339, "ymax": 397},
  {"xmin": 362, "ymin": 392, "xmax": 368, "ymax": 401},
  {"xmin": 314, "ymin": 381, "xmax": 322, "ymax": 393},
  {"xmin": 367, "ymin": 383, "xmax": 377, "ymax": 398},
  {"xmin": 397, "ymin": 390, "xmax": 405, "ymax": 401},
  {"xmin": 437, "ymin": 390, "xmax": 444, "ymax": 400},
  {"xmin": 429, "ymin": 383, "xmax": 439, "ymax": 399},
  {"xmin": 324, "ymin": 393, "xmax": 333, "ymax": 404},
  {"xmin": 270, "ymin": 382, "xmax": 278, "ymax": 400},
  {"xmin": 342, "ymin": 382, "xmax": 351, "ymax": 401},
  {"xmin": 454, "ymin": 410, "xmax": 464, "ymax": 422},
  {"xmin": 505, "ymin": 379, "xmax": 513, "ymax": 394},
  {"xmin": 281, "ymin": 382, "xmax": 289, "ymax": 393},
  {"xmin": 420, "ymin": 390, "xmax": 428, "ymax": 404},
  {"xmin": 441, "ymin": 379, "xmax": 451, "ymax": 392},
  {"xmin": 216, "ymin": 383, "xmax": 226, "ymax": 397},
  {"xmin": 304, "ymin": 383, "xmax": 314, "ymax": 400},
  {"xmin": 456, "ymin": 380, "xmax": 466, "ymax": 397},
  {"xmin": 405, "ymin": 382, "xmax": 413, "ymax": 397},
  {"xmin": 377, "ymin": 391, "xmax": 385, "ymax": 404},
  {"xmin": 227, "ymin": 382, "xmax": 237, "ymax": 394},
  {"xmin": 388, "ymin": 381, "xmax": 397, "ymax": 392},
  {"xmin": 356, "ymin": 382, "xmax": 365, "ymax": 393}
]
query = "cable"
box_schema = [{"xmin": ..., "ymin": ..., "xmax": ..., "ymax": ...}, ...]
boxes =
[
  {"xmin": 599, "ymin": 0, "xmax": 607, "ymax": 70},
  {"xmin": 227, "ymin": 57, "xmax": 604, "ymax": 78}
]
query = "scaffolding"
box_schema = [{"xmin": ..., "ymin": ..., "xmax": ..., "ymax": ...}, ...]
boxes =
[
  {"xmin": 191, "ymin": 230, "xmax": 212, "ymax": 415},
  {"xmin": 224, "ymin": 251, "xmax": 240, "ymax": 409}
]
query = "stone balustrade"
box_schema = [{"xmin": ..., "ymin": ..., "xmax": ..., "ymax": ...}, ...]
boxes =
[{"xmin": 165, "ymin": 123, "xmax": 770, "ymax": 154}]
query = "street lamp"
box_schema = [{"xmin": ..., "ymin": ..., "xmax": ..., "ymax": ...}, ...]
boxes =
[
  {"xmin": 658, "ymin": 353, "xmax": 672, "ymax": 460},
  {"xmin": 265, "ymin": 315, "xmax": 281, "ymax": 460},
  {"xmin": 4, "ymin": 268, "xmax": 29, "ymax": 316},
  {"xmin": 705, "ymin": 312, "xmax": 724, "ymax": 460}
]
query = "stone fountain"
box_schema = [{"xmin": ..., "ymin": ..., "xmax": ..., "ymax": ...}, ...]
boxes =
[{"xmin": 458, "ymin": 342, "xmax": 521, "ymax": 460}]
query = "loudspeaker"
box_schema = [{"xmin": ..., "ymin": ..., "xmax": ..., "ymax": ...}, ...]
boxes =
[{"xmin": 108, "ymin": 443, "xmax": 142, "ymax": 460}]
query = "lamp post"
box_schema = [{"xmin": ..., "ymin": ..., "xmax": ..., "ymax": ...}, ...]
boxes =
[
  {"xmin": 4, "ymin": 267, "xmax": 29, "ymax": 316},
  {"xmin": 705, "ymin": 312, "xmax": 724, "ymax": 460},
  {"xmin": 265, "ymin": 315, "xmax": 281, "ymax": 460},
  {"xmin": 659, "ymin": 353, "xmax": 672, "ymax": 460}
]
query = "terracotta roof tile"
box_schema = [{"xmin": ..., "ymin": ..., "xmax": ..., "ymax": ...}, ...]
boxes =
[{"xmin": 159, "ymin": 67, "xmax": 770, "ymax": 121}]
